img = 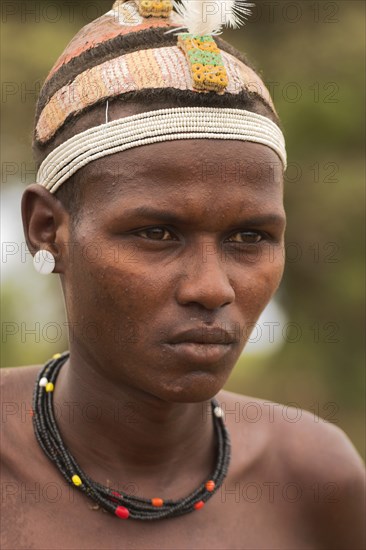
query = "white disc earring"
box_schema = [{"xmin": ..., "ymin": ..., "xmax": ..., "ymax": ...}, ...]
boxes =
[{"xmin": 33, "ymin": 249, "xmax": 56, "ymax": 275}]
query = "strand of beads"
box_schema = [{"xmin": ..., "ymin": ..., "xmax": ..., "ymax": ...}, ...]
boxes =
[{"xmin": 32, "ymin": 352, "xmax": 231, "ymax": 520}]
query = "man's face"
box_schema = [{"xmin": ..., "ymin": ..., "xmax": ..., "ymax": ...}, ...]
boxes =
[{"xmin": 59, "ymin": 115, "xmax": 286, "ymax": 403}]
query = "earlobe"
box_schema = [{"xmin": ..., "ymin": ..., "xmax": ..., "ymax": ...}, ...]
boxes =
[
  {"xmin": 33, "ymin": 249, "xmax": 56, "ymax": 275},
  {"xmin": 21, "ymin": 183, "xmax": 69, "ymax": 274}
]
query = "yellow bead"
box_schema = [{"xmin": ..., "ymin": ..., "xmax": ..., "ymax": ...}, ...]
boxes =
[
  {"xmin": 193, "ymin": 72, "xmax": 204, "ymax": 85},
  {"xmin": 72, "ymin": 475, "xmax": 82, "ymax": 486},
  {"xmin": 192, "ymin": 63, "xmax": 204, "ymax": 73},
  {"xmin": 201, "ymin": 43, "xmax": 216, "ymax": 52},
  {"xmin": 52, "ymin": 353, "xmax": 62, "ymax": 359},
  {"xmin": 45, "ymin": 382, "xmax": 54, "ymax": 392}
]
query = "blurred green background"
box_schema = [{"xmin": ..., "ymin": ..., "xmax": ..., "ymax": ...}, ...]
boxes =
[{"xmin": 1, "ymin": 1, "xmax": 364, "ymax": 457}]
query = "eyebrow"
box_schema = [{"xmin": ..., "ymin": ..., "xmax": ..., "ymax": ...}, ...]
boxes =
[{"xmin": 120, "ymin": 206, "xmax": 286, "ymax": 227}]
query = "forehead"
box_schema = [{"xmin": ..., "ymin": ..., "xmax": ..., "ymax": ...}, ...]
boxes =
[{"xmin": 76, "ymin": 138, "xmax": 284, "ymax": 214}]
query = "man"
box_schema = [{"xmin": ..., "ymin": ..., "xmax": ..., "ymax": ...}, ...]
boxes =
[{"xmin": 1, "ymin": 0, "xmax": 365, "ymax": 548}]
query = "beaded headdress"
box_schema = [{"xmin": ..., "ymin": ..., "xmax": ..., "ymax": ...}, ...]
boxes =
[{"xmin": 34, "ymin": 0, "xmax": 287, "ymax": 193}]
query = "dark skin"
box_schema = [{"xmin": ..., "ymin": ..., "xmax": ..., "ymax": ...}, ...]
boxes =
[{"xmin": 1, "ymin": 102, "xmax": 365, "ymax": 549}]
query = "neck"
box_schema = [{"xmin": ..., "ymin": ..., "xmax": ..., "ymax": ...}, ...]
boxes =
[{"xmin": 53, "ymin": 348, "xmax": 216, "ymax": 499}]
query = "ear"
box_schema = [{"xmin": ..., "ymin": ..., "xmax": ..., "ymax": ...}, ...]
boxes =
[{"xmin": 21, "ymin": 184, "xmax": 70, "ymax": 274}]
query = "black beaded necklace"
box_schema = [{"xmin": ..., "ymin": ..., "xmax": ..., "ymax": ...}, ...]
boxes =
[{"xmin": 32, "ymin": 351, "xmax": 231, "ymax": 520}]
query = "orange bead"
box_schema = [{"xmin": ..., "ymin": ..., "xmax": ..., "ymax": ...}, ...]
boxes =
[
  {"xmin": 205, "ymin": 480, "xmax": 215, "ymax": 492},
  {"xmin": 151, "ymin": 498, "xmax": 164, "ymax": 507},
  {"xmin": 194, "ymin": 500, "xmax": 205, "ymax": 510}
]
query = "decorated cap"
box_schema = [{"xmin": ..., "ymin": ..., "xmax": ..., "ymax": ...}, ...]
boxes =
[{"xmin": 34, "ymin": 0, "xmax": 286, "ymax": 193}]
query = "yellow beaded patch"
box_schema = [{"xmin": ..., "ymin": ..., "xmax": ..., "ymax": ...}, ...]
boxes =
[
  {"xmin": 178, "ymin": 34, "xmax": 229, "ymax": 94},
  {"xmin": 45, "ymin": 382, "xmax": 54, "ymax": 392},
  {"xmin": 137, "ymin": 0, "xmax": 172, "ymax": 17}
]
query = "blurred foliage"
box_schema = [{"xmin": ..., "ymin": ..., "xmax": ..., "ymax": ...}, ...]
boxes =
[{"xmin": 1, "ymin": 1, "xmax": 364, "ymax": 457}]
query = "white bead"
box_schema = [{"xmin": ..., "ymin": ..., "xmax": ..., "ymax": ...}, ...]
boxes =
[
  {"xmin": 214, "ymin": 406, "xmax": 224, "ymax": 418},
  {"xmin": 33, "ymin": 250, "xmax": 55, "ymax": 275},
  {"xmin": 39, "ymin": 377, "xmax": 48, "ymax": 387}
]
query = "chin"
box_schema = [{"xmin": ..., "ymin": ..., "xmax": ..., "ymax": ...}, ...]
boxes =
[{"xmin": 157, "ymin": 371, "xmax": 229, "ymax": 403}]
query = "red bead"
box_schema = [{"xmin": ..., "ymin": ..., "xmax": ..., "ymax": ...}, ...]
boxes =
[
  {"xmin": 194, "ymin": 500, "xmax": 205, "ymax": 510},
  {"xmin": 151, "ymin": 498, "xmax": 164, "ymax": 507},
  {"xmin": 110, "ymin": 491, "xmax": 121, "ymax": 504},
  {"xmin": 205, "ymin": 480, "xmax": 215, "ymax": 492},
  {"xmin": 115, "ymin": 506, "xmax": 129, "ymax": 519}
]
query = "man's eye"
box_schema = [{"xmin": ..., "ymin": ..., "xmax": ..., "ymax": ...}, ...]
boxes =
[
  {"xmin": 137, "ymin": 227, "xmax": 175, "ymax": 241},
  {"xmin": 227, "ymin": 231, "xmax": 263, "ymax": 244}
]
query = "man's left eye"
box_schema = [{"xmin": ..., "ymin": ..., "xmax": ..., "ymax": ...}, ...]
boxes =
[
  {"xmin": 137, "ymin": 227, "xmax": 174, "ymax": 240},
  {"xmin": 227, "ymin": 231, "xmax": 263, "ymax": 244}
]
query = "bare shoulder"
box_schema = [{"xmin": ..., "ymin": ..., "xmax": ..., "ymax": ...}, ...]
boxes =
[
  {"xmin": 218, "ymin": 389, "xmax": 366, "ymax": 549},
  {"xmin": 1, "ymin": 365, "xmax": 43, "ymax": 465},
  {"xmin": 1, "ymin": 364, "xmax": 43, "ymax": 395},
  {"xmin": 1, "ymin": 363, "xmax": 43, "ymax": 420},
  {"xmin": 218, "ymin": 389, "xmax": 365, "ymax": 474}
]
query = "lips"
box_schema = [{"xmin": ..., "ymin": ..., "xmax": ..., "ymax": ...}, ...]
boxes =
[{"xmin": 168, "ymin": 326, "xmax": 238, "ymax": 345}]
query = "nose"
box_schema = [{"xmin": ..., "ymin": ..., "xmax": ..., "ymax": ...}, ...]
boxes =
[{"xmin": 175, "ymin": 242, "xmax": 235, "ymax": 310}]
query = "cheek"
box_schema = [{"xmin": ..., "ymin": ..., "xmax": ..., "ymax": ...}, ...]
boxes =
[
  {"xmin": 235, "ymin": 247, "xmax": 285, "ymax": 320},
  {"xmin": 64, "ymin": 238, "xmax": 168, "ymax": 328}
]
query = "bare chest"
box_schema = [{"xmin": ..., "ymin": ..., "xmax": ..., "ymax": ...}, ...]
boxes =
[{"xmin": 2, "ymin": 472, "xmax": 320, "ymax": 550}]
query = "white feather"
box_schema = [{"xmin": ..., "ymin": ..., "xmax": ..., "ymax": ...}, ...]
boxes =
[{"xmin": 171, "ymin": 0, "xmax": 254, "ymax": 36}]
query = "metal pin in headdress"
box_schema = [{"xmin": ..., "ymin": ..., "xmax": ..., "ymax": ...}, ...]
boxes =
[{"xmin": 167, "ymin": 0, "xmax": 254, "ymax": 93}]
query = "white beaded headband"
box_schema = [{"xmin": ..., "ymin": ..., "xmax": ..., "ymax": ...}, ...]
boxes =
[{"xmin": 36, "ymin": 106, "xmax": 287, "ymax": 194}]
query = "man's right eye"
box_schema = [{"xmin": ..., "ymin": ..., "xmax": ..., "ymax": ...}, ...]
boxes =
[{"xmin": 135, "ymin": 226, "xmax": 177, "ymax": 241}]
